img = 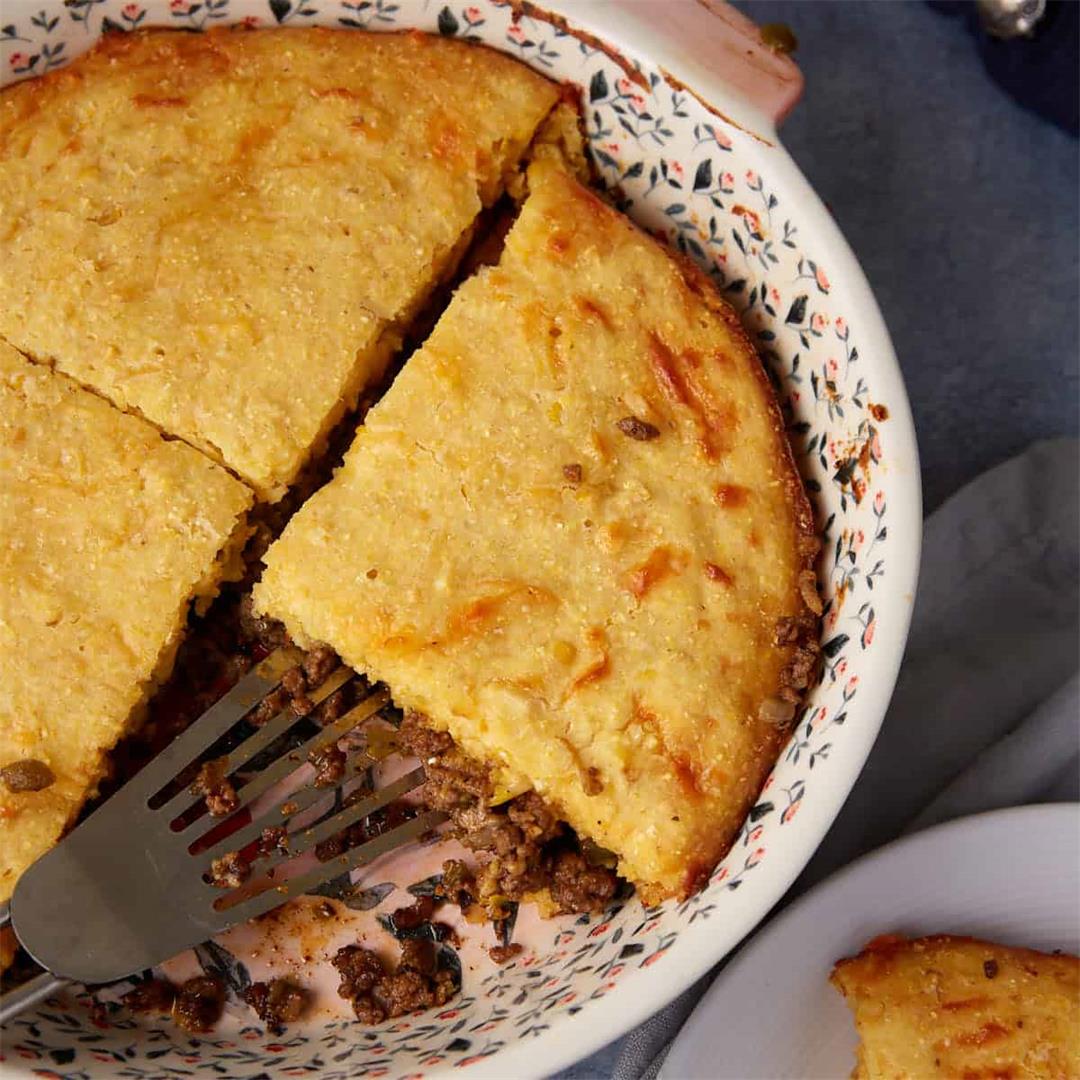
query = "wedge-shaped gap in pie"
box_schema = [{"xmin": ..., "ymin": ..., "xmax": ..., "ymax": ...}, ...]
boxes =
[
  {"xmin": 255, "ymin": 161, "xmax": 821, "ymax": 905},
  {"xmin": 0, "ymin": 28, "xmax": 564, "ymax": 500}
]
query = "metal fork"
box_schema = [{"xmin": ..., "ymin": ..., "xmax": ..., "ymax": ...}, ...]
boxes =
[{"xmin": 0, "ymin": 647, "xmax": 445, "ymax": 1024}]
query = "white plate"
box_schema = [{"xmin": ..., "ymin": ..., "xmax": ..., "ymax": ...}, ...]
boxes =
[{"xmin": 661, "ymin": 803, "xmax": 1080, "ymax": 1080}]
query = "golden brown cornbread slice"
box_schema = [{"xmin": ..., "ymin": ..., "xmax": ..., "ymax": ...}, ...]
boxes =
[
  {"xmin": 0, "ymin": 342, "xmax": 252, "ymax": 901},
  {"xmin": 831, "ymin": 935, "xmax": 1080, "ymax": 1080},
  {"xmin": 255, "ymin": 161, "xmax": 817, "ymax": 901},
  {"xmin": 0, "ymin": 28, "xmax": 559, "ymax": 499}
]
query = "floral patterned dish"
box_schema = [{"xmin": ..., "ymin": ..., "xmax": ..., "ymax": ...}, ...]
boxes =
[{"xmin": 0, "ymin": 2, "xmax": 921, "ymax": 1077}]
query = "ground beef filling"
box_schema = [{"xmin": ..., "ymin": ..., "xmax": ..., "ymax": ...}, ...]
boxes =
[
  {"xmin": 332, "ymin": 939, "xmax": 455, "ymax": 1023},
  {"xmin": 190, "ymin": 757, "xmax": 239, "ymax": 818},
  {"xmin": 103, "ymin": 621, "xmax": 619, "ymax": 1035},
  {"xmin": 121, "ymin": 978, "xmax": 176, "ymax": 1015},
  {"xmin": 171, "ymin": 975, "xmax": 226, "ymax": 1033},
  {"xmin": 208, "ymin": 849, "xmax": 250, "ymax": 889},
  {"xmin": 775, "ymin": 611, "xmax": 822, "ymax": 705},
  {"xmin": 242, "ymin": 978, "xmax": 309, "ymax": 1033},
  {"xmin": 437, "ymin": 858, "xmax": 477, "ymax": 909},
  {"xmin": 398, "ymin": 712, "xmax": 619, "ymax": 917},
  {"xmin": 488, "ymin": 943, "xmax": 523, "ymax": 964},
  {"xmin": 309, "ymin": 742, "xmax": 348, "ymax": 788},
  {"xmin": 0, "ymin": 759, "xmax": 55, "ymax": 793}
]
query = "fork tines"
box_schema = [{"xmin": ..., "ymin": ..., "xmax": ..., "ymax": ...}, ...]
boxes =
[
  {"xmin": 138, "ymin": 645, "xmax": 446, "ymax": 930},
  {"xmin": 6, "ymin": 646, "xmax": 451, "ymax": 988}
]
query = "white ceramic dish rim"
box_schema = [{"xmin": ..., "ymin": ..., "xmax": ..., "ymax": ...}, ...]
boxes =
[
  {"xmin": 660, "ymin": 801, "xmax": 1080, "ymax": 1079},
  {"xmin": 0, "ymin": 3, "xmax": 923, "ymax": 1077},
  {"xmin": 465, "ymin": 6, "xmax": 922, "ymax": 1075}
]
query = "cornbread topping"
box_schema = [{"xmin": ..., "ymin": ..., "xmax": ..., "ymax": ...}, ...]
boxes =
[
  {"xmin": 1, "ymin": 26, "xmax": 822, "ymax": 1033},
  {"xmin": 0, "ymin": 341, "xmax": 252, "ymax": 901},
  {"xmin": 832, "ymin": 934, "xmax": 1080, "ymax": 1079},
  {"xmin": 255, "ymin": 160, "xmax": 819, "ymax": 903},
  {"xmin": 0, "ymin": 28, "xmax": 560, "ymax": 498}
]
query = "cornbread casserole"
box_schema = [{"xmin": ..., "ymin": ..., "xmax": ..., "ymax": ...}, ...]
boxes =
[
  {"xmin": 0, "ymin": 28, "xmax": 559, "ymax": 499},
  {"xmin": 832, "ymin": 935, "xmax": 1080, "ymax": 1079},
  {"xmin": 0, "ymin": 342, "xmax": 252, "ymax": 902},
  {"xmin": 255, "ymin": 160, "xmax": 819, "ymax": 903}
]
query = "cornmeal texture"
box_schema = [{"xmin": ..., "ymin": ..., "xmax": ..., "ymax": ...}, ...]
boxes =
[
  {"xmin": 832, "ymin": 934, "xmax": 1080, "ymax": 1079},
  {"xmin": 0, "ymin": 342, "xmax": 252, "ymax": 900},
  {"xmin": 0, "ymin": 28, "xmax": 559, "ymax": 498},
  {"xmin": 256, "ymin": 162, "xmax": 816, "ymax": 901}
]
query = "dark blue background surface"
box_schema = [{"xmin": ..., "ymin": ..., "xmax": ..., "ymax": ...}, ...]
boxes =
[
  {"xmin": 557, "ymin": 2, "xmax": 1078, "ymax": 1075},
  {"xmin": 741, "ymin": 0, "xmax": 1078, "ymax": 514}
]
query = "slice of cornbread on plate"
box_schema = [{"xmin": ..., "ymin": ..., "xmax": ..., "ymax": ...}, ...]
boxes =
[
  {"xmin": 831, "ymin": 934, "xmax": 1080, "ymax": 1079},
  {"xmin": 0, "ymin": 342, "xmax": 252, "ymax": 902},
  {"xmin": 255, "ymin": 161, "xmax": 818, "ymax": 903},
  {"xmin": 0, "ymin": 28, "xmax": 560, "ymax": 500}
]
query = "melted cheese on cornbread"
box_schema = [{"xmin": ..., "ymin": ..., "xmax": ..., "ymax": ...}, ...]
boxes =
[
  {"xmin": 0, "ymin": 28, "xmax": 559, "ymax": 499},
  {"xmin": 832, "ymin": 935, "xmax": 1080, "ymax": 1080},
  {"xmin": 0, "ymin": 342, "xmax": 252, "ymax": 901},
  {"xmin": 255, "ymin": 161, "xmax": 815, "ymax": 901}
]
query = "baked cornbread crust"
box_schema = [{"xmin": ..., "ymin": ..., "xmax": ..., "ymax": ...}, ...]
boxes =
[
  {"xmin": 255, "ymin": 161, "xmax": 818, "ymax": 902},
  {"xmin": 0, "ymin": 342, "xmax": 252, "ymax": 901},
  {"xmin": 831, "ymin": 934, "xmax": 1080, "ymax": 1079},
  {"xmin": 0, "ymin": 28, "xmax": 559, "ymax": 500}
]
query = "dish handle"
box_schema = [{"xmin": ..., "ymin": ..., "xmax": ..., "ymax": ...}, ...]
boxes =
[{"xmin": 607, "ymin": 0, "xmax": 805, "ymax": 127}]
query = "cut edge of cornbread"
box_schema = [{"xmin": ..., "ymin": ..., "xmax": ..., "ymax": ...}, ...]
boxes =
[
  {"xmin": 0, "ymin": 28, "xmax": 569, "ymax": 503},
  {"xmin": 0, "ymin": 509, "xmax": 254, "ymax": 905},
  {"xmin": 247, "ymin": 103, "xmax": 589, "ymax": 503},
  {"xmin": 253, "ymin": 161, "xmax": 820, "ymax": 904},
  {"xmin": 508, "ymin": 99, "xmax": 592, "ymax": 200},
  {"xmin": 5, "ymin": 319, "xmax": 404, "ymax": 505},
  {"xmin": 0, "ymin": 344, "xmax": 255, "ymax": 901}
]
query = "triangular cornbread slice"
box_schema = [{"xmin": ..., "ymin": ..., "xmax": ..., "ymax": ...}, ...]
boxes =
[
  {"xmin": 0, "ymin": 29, "xmax": 560, "ymax": 499},
  {"xmin": 255, "ymin": 162, "xmax": 817, "ymax": 902},
  {"xmin": 832, "ymin": 935, "xmax": 1080, "ymax": 1079},
  {"xmin": 0, "ymin": 341, "xmax": 252, "ymax": 901}
]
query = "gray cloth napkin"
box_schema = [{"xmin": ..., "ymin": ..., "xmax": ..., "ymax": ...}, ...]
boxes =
[{"xmin": 556, "ymin": 437, "xmax": 1080, "ymax": 1079}]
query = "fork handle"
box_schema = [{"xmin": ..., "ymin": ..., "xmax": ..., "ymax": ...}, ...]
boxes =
[
  {"xmin": 1, "ymin": 904, "xmax": 69, "ymax": 1026},
  {"xmin": 0, "ymin": 970, "xmax": 69, "ymax": 1026}
]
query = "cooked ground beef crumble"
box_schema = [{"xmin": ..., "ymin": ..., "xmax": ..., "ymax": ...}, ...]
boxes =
[
  {"xmin": 397, "ymin": 712, "xmax": 619, "ymax": 917},
  {"xmin": 208, "ymin": 849, "xmax": 250, "ymax": 889},
  {"xmin": 121, "ymin": 978, "xmax": 176, "ymax": 1015},
  {"xmin": 309, "ymin": 742, "xmax": 348, "ymax": 788},
  {"xmin": 332, "ymin": 939, "xmax": 456, "ymax": 1023},
  {"xmin": 87, "ymin": 596, "xmax": 621, "ymax": 1035},
  {"xmin": 258, "ymin": 825, "xmax": 289, "ymax": 855},
  {"xmin": 172, "ymin": 975, "xmax": 226, "ymax": 1033},
  {"xmin": 121, "ymin": 973, "xmax": 230, "ymax": 1032},
  {"xmin": 190, "ymin": 757, "xmax": 240, "ymax": 818},
  {"xmin": 488, "ymin": 943, "xmax": 523, "ymax": 964},
  {"xmin": 0, "ymin": 758, "xmax": 55, "ymax": 793},
  {"xmin": 436, "ymin": 858, "xmax": 476, "ymax": 909},
  {"xmin": 242, "ymin": 978, "xmax": 309, "ymax": 1033}
]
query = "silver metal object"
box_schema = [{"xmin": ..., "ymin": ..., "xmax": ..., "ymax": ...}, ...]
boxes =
[
  {"xmin": 976, "ymin": 0, "xmax": 1046, "ymax": 39},
  {"xmin": 0, "ymin": 967, "xmax": 68, "ymax": 1026},
  {"xmin": 0, "ymin": 647, "xmax": 444, "ymax": 1023}
]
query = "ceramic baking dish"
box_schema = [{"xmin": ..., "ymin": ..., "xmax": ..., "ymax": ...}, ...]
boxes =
[{"xmin": 0, "ymin": 2, "xmax": 921, "ymax": 1075}]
